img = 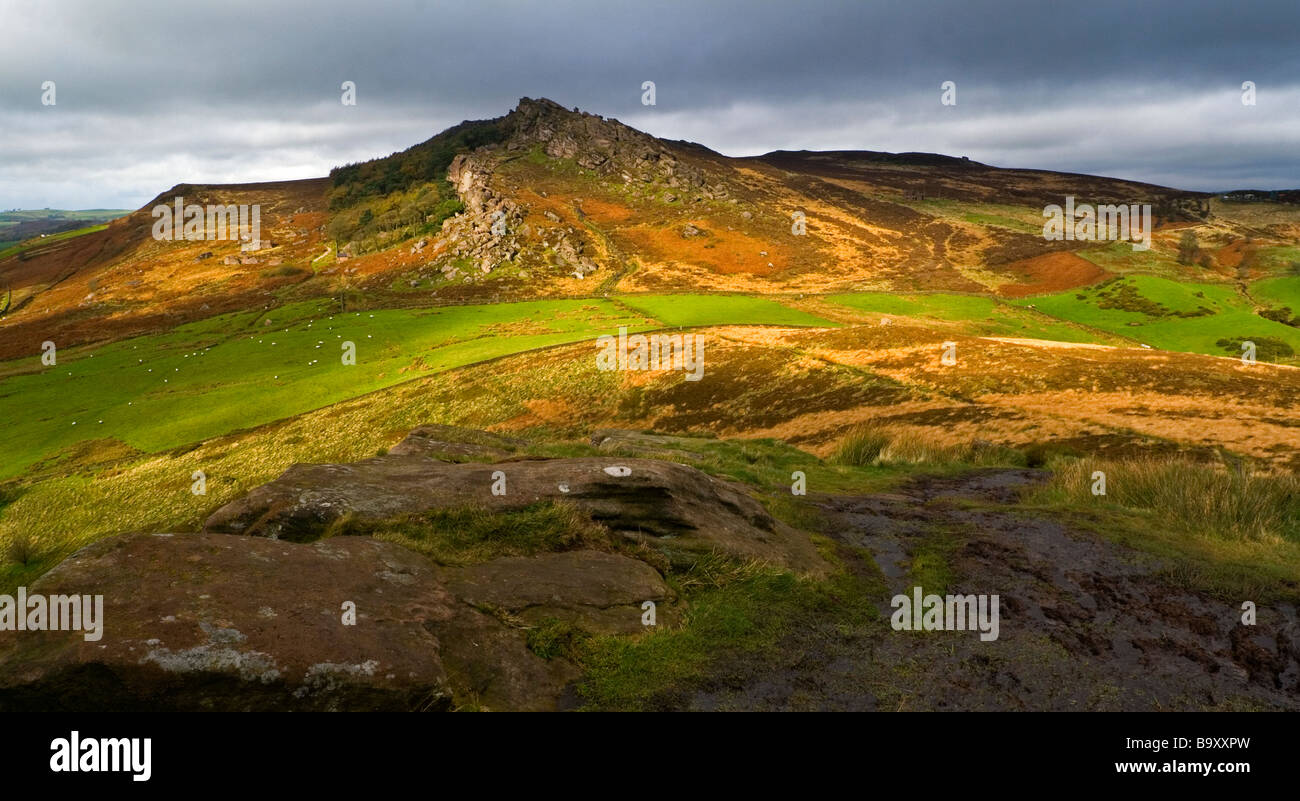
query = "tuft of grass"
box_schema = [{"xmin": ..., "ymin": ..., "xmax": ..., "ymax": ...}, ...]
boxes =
[
  {"xmin": 831, "ymin": 423, "xmax": 1024, "ymax": 468},
  {"xmin": 669, "ymin": 552, "xmax": 772, "ymax": 593},
  {"xmin": 878, "ymin": 430, "xmax": 964, "ymax": 465},
  {"xmin": 830, "ymin": 425, "xmax": 890, "ymax": 466},
  {"xmin": 525, "ymin": 617, "xmax": 592, "ymax": 661},
  {"xmin": 3, "ymin": 531, "xmax": 36, "ymax": 566},
  {"xmin": 1036, "ymin": 458, "xmax": 1300, "ymax": 544},
  {"xmin": 324, "ymin": 500, "xmax": 612, "ymax": 565},
  {"xmin": 908, "ymin": 533, "xmax": 959, "ymax": 596}
]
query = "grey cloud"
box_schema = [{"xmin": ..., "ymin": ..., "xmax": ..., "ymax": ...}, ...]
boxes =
[{"xmin": 1, "ymin": 0, "xmax": 1297, "ymax": 208}]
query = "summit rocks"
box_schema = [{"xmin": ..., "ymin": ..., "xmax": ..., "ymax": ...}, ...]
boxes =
[{"xmin": 430, "ymin": 98, "xmax": 726, "ymax": 281}]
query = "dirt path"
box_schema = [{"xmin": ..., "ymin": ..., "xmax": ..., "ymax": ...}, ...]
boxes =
[{"xmin": 687, "ymin": 468, "xmax": 1299, "ymax": 711}]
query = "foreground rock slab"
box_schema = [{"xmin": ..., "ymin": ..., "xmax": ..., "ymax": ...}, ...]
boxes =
[
  {"xmin": 205, "ymin": 453, "xmax": 827, "ymax": 575},
  {"xmin": 0, "ymin": 533, "xmax": 574, "ymax": 711}
]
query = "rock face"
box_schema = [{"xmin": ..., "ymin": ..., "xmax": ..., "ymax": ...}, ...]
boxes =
[
  {"xmin": 445, "ymin": 551, "xmax": 672, "ymax": 635},
  {"xmin": 431, "ymin": 97, "xmax": 726, "ymax": 282},
  {"xmin": 0, "ymin": 533, "xmax": 575, "ymax": 711},
  {"xmin": 505, "ymin": 98, "xmax": 715, "ymax": 191},
  {"xmin": 204, "ymin": 449, "xmax": 827, "ymax": 575},
  {"xmin": 440, "ymin": 151, "xmax": 530, "ymax": 277}
]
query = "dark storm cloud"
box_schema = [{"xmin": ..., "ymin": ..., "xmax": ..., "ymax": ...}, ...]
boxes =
[{"xmin": 1, "ymin": 0, "xmax": 1297, "ymax": 208}]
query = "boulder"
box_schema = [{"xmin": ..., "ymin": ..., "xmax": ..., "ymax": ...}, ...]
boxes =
[{"xmin": 0, "ymin": 533, "xmax": 574, "ymax": 711}]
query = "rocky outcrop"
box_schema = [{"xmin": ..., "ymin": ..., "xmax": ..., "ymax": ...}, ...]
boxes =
[
  {"xmin": 0, "ymin": 533, "xmax": 576, "ymax": 711},
  {"xmin": 204, "ymin": 447, "xmax": 827, "ymax": 575},
  {"xmin": 0, "ymin": 424, "xmax": 828, "ymax": 710},
  {"xmin": 504, "ymin": 98, "xmax": 718, "ymax": 193},
  {"xmin": 440, "ymin": 145, "xmax": 600, "ymax": 281},
  {"xmin": 438, "ymin": 150, "xmax": 530, "ymax": 278},
  {"xmin": 428, "ymin": 97, "xmax": 728, "ymax": 282}
]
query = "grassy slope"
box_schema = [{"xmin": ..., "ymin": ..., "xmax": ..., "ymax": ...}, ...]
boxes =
[
  {"xmin": 0, "ymin": 298, "xmax": 656, "ymax": 478},
  {"xmin": 0, "ymin": 294, "xmax": 836, "ymax": 480},
  {"xmin": 0, "ymin": 308, "xmax": 1295, "ymax": 705},
  {"xmin": 616, "ymin": 294, "xmax": 835, "ymax": 328},
  {"xmin": 825, "ymin": 291, "xmax": 1108, "ymax": 343},
  {"xmin": 1011, "ymin": 275, "xmax": 1300, "ymax": 359},
  {"xmin": 1074, "ymin": 240, "xmax": 1189, "ymax": 279},
  {"xmin": 1251, "ymin": 246, "xmax": 1300, "ymax": 273},
  {"xmin": 1253, "ymin": 276, "xmax": 1300, "ymax": 309}
]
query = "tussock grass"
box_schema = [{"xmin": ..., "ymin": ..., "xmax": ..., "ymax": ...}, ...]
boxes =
[
  {"xmin": 830, "ymin": 426, "xmax": 890, "ymax": 466},
  {"xmin": 831, "ymin": 423, "xmax": 1024, "ymax": 468},
  {"xmin": 670, "ymin": 552, "xmax": 772, "ymax": 593},
  {"xmin": 2, "ymin": 530, "xmax": 36, "ymax": 566},
  {"xmin": 525, "ymin": 617, "xmax": 592, "ymax": 662},
  {"xmin": 1038, "ymin": 458, "xmax": 1300, "ymax": 544}
]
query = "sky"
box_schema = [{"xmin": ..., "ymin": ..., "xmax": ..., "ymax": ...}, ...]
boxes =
[{"xmin": 2, "ymin": 0, "xmax": 1298, "ymax": 210}]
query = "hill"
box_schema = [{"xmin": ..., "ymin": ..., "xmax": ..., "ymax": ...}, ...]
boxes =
[{"xmin": 0, "ymin": 98, "xmax": 1297, "ymax": 711}]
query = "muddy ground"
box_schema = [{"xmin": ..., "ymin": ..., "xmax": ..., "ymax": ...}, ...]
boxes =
[{"xmin": 685, "ymin": 469, "xmax": 1299, "ymax": 711}]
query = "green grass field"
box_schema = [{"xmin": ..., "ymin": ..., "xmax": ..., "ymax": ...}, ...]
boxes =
[
  {"xmin": 1253, "ymin": 276, "xmax": 1300, "ymax": 309},
  {"xmin": 0, "ymin": 294, "xmax": 836, "ymax": 480},
  {"xmin": 825, "ymin": 291, "xmax": 1108, "ymax": 343},
  {"xmin": 616, "ymin": 294, "xmax": 835, "ymax": 328},
  {"xmin": 0, "ymin": 298, "xmax": 660, "ymax": 479},
  {"xmin": 1010, "ymin": 275, "xmax": 1300, "ymax": 361}
]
